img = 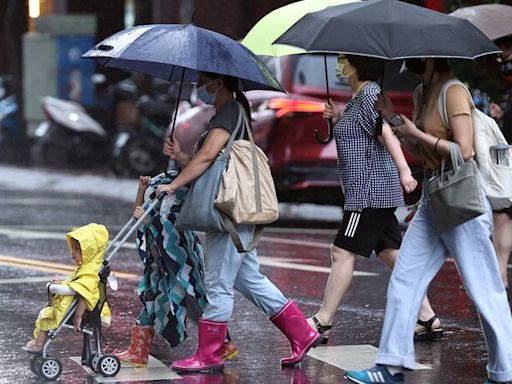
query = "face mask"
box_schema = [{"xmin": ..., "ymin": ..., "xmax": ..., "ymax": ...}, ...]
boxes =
[
  {"xmin": 336, "ymin": 61, "xmax": 355, "ymax": 83},
  {"xmin": 197, "ymin": 80, "xmax": 219, "ymax": 105}
]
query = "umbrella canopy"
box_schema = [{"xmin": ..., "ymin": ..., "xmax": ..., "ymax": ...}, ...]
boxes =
[
  {"xmin": 82, "ymin": 24, "xmax": 283, "ymax": 92},
  {"xmin": 450, "ymin": 4, "xmax": 512, "ymax": 42},
  {"xmin": 242, "ymin": 0, "xmax": 360, "ymax": 56},
  {"xmin": 274, "ymin": 0, "xmax": 500, "ymax": 60}
]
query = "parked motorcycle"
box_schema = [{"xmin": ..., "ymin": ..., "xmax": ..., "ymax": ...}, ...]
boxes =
[
  {"xmin": 31, "ymin": 96, "xmax": 111, "ymax": 167},
  {"xmin": 111, "ymin": 95, "xmax": 171, "ymax": 177}
]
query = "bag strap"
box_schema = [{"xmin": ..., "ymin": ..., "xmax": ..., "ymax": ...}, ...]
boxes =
[
  {"xmin": 220, "ymin": 212, "xmax": 264, "ymax": 253},
  {"xmin": 220, "ymin": 108, "xmax": 245, "ymax": 161},
  {"xmin": 439, "ymin": 138, "xmax": 464, "ymax": 181},
  {"xmin": 218, "ymin": 103, "xmax": 266, "ymax": 253},
  {"xmin": 237, "ymin": 103, "xmax": 263, "ymax": 213},
  {"xmin": 437, "ymin": 79, "xmax": 475, "ymax": 131}
]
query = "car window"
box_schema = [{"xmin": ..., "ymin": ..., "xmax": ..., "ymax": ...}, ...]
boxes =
[{"xmin": 292, "ymin": 54, "xmax": 419, "ymax": 92}]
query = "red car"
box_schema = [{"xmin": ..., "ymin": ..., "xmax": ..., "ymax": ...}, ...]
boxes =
[{"xmin": 173, "ymin": 54, "xmax": 422, "ymax": 205}]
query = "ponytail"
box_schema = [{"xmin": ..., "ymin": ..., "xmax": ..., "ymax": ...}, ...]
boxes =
[{"xmin": 235, "ymin": 91, "xmax": 252, "ymax": 124}]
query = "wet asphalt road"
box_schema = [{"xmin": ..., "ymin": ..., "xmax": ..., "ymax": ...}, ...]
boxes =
[{"xmin": 0, "ymin": 174, "xmax": 510, "ymax": 384}]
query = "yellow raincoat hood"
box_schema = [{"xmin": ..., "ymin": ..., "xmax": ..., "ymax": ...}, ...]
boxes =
[
  {"xmin": 34, "ymin": 223, "xmax": 110, "ymax": 336},
  {"xmin": 65, "ymin": 223, "xmax": 109, "ymax": 311}
]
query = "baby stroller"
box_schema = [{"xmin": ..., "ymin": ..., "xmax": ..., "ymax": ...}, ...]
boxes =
[{"xmin": 30, "ymin": 197, "xmax": 163, "ymax": 381}]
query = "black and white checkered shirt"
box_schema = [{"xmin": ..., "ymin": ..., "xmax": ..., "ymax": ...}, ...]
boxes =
[{"xmin": 335, "ymin": 82, "xmax": 404, "ymax": 211}]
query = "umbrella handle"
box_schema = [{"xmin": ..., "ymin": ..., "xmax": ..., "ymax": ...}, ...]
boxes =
[{"xmin": 315, "ymin": 118, "xmax": 334, "ymax": 144}]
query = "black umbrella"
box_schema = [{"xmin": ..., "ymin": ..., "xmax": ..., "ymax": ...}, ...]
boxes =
[
  {"xmin": 274, "ymin": 0, "xmax": 500, "ymax": 142},
  {"xmin": 274, "ymin": 0, "xmax": 499, "ymax": 60}
]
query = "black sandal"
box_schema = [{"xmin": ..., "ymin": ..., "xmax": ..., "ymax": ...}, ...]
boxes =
[
  {"xmin": 311, "ymin": 316, "xmax": 332, "ymax": 345},
  {"xmin": 414, "ymin": 315, "xmax": 444, "ymax": 341}
]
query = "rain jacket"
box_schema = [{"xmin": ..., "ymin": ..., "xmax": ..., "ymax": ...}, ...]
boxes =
[{"xmin": 34, "ymin": 223, "xmax": 110, "ymax": 336}]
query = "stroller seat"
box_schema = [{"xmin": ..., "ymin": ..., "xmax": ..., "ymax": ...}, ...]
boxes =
[{"xmin": 30, "ymin": 269, "xmax": 120, "ymax": 381}]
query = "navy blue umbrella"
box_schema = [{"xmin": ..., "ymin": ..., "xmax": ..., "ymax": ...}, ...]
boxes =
[
  {"xmin": 82, "ymin": 24, "xmax": 283, "ymax": 138},
  {"xmin": 82, "ymin": 24, "xmax": 283, "ymax": 92}
]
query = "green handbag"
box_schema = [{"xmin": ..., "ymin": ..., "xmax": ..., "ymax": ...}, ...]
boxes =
[{"xmin": 427, "ymin": 142, "xmax": 486, "ymax": 233}]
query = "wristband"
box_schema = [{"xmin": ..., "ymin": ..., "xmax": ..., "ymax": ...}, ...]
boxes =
[{"xmin": 434, "ymin": 137, "xmax": 441, "ymax": 152}]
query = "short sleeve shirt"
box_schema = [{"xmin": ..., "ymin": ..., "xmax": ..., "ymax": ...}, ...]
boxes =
[
  {"xmin": 413, "ymin": 77, "xmax": 473, "ymax": 169},
  {"xmin": 194, "ymin": 100, "xmax": 247, "ymax": 152},
  {"xmin": 335, "ymin": 81, "xmax": 404, "ymax": 211}
]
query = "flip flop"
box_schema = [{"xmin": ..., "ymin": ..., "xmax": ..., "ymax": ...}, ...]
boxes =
[{"xmin": 414, "ymin": 315, "xmax": 444, "ymax": 341}]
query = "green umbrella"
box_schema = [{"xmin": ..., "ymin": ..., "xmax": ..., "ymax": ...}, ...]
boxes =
[
  {"xmin": 242, "ymin": 0, "xmax": 360, "ymax": 56},
  {"xmin": 243, "ymin": 0, "xmax": 360, "ymax": 143}
]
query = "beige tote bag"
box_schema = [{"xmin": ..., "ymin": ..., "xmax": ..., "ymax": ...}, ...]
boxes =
[{"xmin": 215, "ymin": 104, "xmax": 279, "ymax": 226}]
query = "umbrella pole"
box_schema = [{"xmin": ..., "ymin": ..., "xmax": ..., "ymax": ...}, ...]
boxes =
[
  {"xmin": 163, "ymin": 67, "xmax": 186, "ymax": 176},
  {"xmin": 314, "ymin": 54, "xmax": 333, "ymax": 144},
  {"xmin": 376, "ymin": 65, "xmax": 385, "ymax": 136},
  {"xmin": 169, "ymin": 67, "xmax": 186, "ymax": 139}
]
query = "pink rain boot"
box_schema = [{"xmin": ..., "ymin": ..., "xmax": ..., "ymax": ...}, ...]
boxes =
[
  {"xmin": 270, "ymin": 300, "xmax": 321, "ymax": 366},
  {"xmin": 114, "ymin": 324, "xmax": 154, "ymax": 367},
  {"xmin": 172, "ymin": 319, "xmax": 228, "ymax": 372}
]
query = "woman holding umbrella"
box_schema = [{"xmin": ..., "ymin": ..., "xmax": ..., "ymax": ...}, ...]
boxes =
[
  {"xmin": 307, "ymin": 54, "xmax": 443, "ymax": 345},
  {"xmin": 156, "ymin": 71, "xmax": 320, "ymax": 372},
  {"xmin": 345, "ymin": 58, "xmax": 512, "ymax": 384}
]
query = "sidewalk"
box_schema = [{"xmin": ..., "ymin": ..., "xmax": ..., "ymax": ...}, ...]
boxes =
[{"xmin": 0, "ymin": 164, "xmax": 410, "ymax": 225}]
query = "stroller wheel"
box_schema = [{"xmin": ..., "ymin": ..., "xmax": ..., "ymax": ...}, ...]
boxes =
[
  {"xmin": 30, "ymin": 352, "xmax": 44, "ymax": 375},
  {"xmin": 40, "ymin": 356, "xmax": 62, "ymax": 380},
  {"xmin": 98, "ymin": 354, "xmax": 121, "ymax": 377},
  {"xmin": 88, "ymin": 352, "xmax": 100, "ymax": 373}
]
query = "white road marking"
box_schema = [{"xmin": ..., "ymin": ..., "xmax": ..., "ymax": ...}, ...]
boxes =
[
  {"xmin": 260, "ymin": 235, "xmax": 331, "ymax": 249},
  {"xmin": 0, "ymin": 198, "xmax": 83, "ymax": 206},
  {"xmin": 69, "ymin": 355, "xmax": 181, "ymax": 382},
  {"xmin": 257, "ymin": 256, "xmax": 377, "ymax": 276},
  {"xmin": 0, "ymin": 275, "xmax": 67, "ymax": 284},
  {"xmin": 265, "ymin": 226, "xmax": 337, "ymax": 235},
  {"xmin": 307, "ymin": 345, "xmax": 431, "ymax": 371}
]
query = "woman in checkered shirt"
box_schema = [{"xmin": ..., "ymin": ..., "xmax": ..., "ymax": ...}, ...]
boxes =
[{"xmin": 307, "ymin": 54, "xmax": 443, "ymax": 346}]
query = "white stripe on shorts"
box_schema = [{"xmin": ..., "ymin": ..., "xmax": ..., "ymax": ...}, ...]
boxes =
[{"xmin": 344, "ymin": 212, "xmax": 361, "ymax": 238}]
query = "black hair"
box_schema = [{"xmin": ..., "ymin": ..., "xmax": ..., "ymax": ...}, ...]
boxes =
[
  {"xmin": 495, "ymin": 35, "xmax": 512, "ymax": 50},
  {"xmin": 433, "ymin": 58, "xmax": 451, "ymax": 73},
  {"xmin": 345, "ymin": 55, "xmax": 384, "ymax": 81},
  {"xmin": 405, "ymin": 58, "xmax": 451, "ymax": 75},
  {"xmin": 202, "ymin": 71, "xmax": 252, "ymax": 123}
]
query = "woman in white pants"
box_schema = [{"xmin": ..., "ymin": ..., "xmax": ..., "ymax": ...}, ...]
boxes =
[{"xmin": 345, "ymin": 58, "xmax": 512, "ymax": 384}]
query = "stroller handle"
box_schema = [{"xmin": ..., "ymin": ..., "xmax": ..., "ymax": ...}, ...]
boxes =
[{"xmin": 103, "ymin": 192, "xmax": 167, "ymax": 265}]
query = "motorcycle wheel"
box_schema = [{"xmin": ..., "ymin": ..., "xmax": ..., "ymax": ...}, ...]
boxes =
[{"xmin": 113, "ymin": 134, "xmax": 167, "ymax": 177}]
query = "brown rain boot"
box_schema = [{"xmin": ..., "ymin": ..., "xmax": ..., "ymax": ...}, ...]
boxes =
[{"xmin": 114, "ymin": 324, "xmax": 154, "ymax": 367}]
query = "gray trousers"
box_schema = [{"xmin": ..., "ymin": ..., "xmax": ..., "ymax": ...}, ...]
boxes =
[{"xmin": 202, "ymin": 223, "xmax": 288, "ymax": 322}]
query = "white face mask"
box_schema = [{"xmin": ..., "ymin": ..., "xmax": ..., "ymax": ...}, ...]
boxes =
[{"xmin": 336, "ymin": 61, "xmax": 355, "ymax": 83}]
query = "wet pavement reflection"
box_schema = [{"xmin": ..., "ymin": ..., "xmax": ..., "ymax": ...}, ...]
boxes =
[{"xmin": 0, "ymin": 187, "xmax": 510, "ymax": 383}]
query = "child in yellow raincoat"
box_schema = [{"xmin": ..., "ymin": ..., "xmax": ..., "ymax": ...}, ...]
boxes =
[{"xmin": 23, "ymin": 223, "xmax": 111, "ymax": 353}]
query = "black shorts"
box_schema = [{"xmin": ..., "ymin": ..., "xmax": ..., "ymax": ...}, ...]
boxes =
[{"xmin": 333, "ymin": 207, "xmax": 402, "ymax": 258}]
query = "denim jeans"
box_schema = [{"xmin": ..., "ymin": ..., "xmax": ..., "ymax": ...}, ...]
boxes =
[
  {"xmin": 202, "ymin": 223, "xmax": 288, "ymax": 322},
  {"xmin": 376, "ymin": 193, "xmax": 512, "ymax": 382}
]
